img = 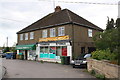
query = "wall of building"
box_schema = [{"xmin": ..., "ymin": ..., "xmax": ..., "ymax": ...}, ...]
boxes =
[
  {"xmin": 68, "ymin": 25, "xmax": 101, "ymax": 58},
  {"xmin": 17, "ymin": 24, "xmax": 73, "ymax": 45},
  {"xmin": 17, "ymin": 24, "xmax": 101, "ymax": 60}
]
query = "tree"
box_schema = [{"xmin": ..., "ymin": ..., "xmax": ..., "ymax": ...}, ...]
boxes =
[
  {"xmin": 3, "ymin": 47, "xmax": 10, "ymax": 53},
  {"xmin": 106, "ymin": 17, "xmax": 115, "ymax": 30},
  {"xmin": 93, "ymin": 18, "xmax": 118, "ymax": 53}
]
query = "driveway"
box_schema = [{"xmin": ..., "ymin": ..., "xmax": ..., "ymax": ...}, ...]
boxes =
[{"xmin": 2, "ymin": 58, "xmax": 96, "ymax": 78}]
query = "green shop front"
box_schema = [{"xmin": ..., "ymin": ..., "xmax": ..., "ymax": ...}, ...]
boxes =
[{"xmin": 16, "ymin": 44, "xmax": 36, "ymax": 60}]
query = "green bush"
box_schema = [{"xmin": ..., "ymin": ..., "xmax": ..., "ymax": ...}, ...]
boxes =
[
  {"xmin": 95, "ymin": 74, "xmax": 105, "ymax": 80},
  {"xmin": 91, "ymin": 49, "xmax": 117, "ymax": 61},
  {"xmin": 90, "ymin": 69, "xmax": 96, "ymax": 75}
]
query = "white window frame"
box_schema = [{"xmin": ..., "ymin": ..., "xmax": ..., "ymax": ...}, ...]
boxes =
[
  {"xmin": 58, "ymin": 27, "xmax": 65, "ymax": 36},
  {"xmin": 20, "ymin": 34, "xmax": 23, "ymax": 40},
  {"xmin": 42, "ymin": 30, "xmax": 47, "ymax": 38},
  {"xmin": 88, "ymin": 29, "xmax": 92, "ymax": 37},
  {"xmin": 25, "ymin": 33, "xmax": 28, "ymax": 40},
  {"xmin": 50, "ymin": 28, "xmax": 56, "ymax": 37},
  {"xmin": 30, "ymin": 32, "xmax": 34, "ymax": 40}
]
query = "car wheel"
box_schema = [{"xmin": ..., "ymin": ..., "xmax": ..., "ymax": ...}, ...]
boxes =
[{"xmin": 73, "ymin": 65, "xmax": 75, "ymax": 68}]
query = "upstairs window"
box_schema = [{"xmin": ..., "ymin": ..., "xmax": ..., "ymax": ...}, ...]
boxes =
[
  {"xmin": 20, "ymin": 34, "xmax": 23, "ymax": 40},
  {"xmin": 58, "ymin": 27, "xmax": 65, "ymax": 36},
  {"xmin": 25, "ymin": 33, "xmax": 28, "ymax": 40},
  {"xmin": 42, "ymin": 30, "xmax": 47, "ymax": 38},
  {"xmin": 30, "ymin": 32, "xmax": 34, "ymax": 39},
  {"xmin": 88, "ymin": 29, "xmax": 92, "ymax": 37},
  {"xmin": 50, "ymin": 28, "xmax": 56, "ymax": 37}
]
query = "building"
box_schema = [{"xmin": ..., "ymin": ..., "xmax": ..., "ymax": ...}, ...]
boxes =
[{"xmin": 16, "ymin": 6, "xmax": 103, "ymax": 62}]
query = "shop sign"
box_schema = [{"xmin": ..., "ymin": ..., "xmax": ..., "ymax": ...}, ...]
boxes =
[{"xmin": 39, "ymin": 35, "xmax": 69, "ymax": 42}]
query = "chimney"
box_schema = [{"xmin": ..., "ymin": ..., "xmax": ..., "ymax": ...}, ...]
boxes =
[{"xmin": 55, "ymin": 6, "xmax": 61, "ymax": 12}]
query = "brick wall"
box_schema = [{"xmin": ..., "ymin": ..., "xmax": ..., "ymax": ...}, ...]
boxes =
[{"xmin": 87, "ymin": 58, "xmax": 120, "ymax": 79}]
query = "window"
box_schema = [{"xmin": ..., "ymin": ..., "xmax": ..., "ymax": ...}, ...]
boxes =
[
  {"xmin": 50, "ymin": 28, "xmax": 56, "ymax": 37},
  {"xmin": 42, "ymin": 30, "xmax": 47, "ymax": 38},
  {"xmin": 20, "ymin": 34, "xmax": 23, "ymax": 40},
  {"xmin": 58, "ymin": 27, "xmax": 65, "ymax": 36},
  {"xmin": 30, "ymin": 32, "xmax": 34, "ymax": 39},
  {"xmin": 88, "ymin": 29, "xmax": 92, "ymax": 37},
  {"xmin": 25, "ymin": 33, "xmax": 28, "ymax": 40}
]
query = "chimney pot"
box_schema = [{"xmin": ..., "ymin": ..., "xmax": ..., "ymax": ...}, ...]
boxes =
[{"xmin": 55, "ymin": 6, "xmax": 61, "ymax": 12}]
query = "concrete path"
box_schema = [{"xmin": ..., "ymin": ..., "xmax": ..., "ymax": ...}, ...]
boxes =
[
  {"xmin": 0, "ymin": 58, "xmax": 6, "ymax": 79},
  {"xmin": 2, "ymin": 58, "xmax": 96, "ymax": 78}
]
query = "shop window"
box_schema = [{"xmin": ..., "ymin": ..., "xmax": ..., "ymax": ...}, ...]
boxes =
[
  {"xmin": 50, "ymin": 28, "xmax": 56, "ymax": 37},
  {"xmin": 50, "ymin": 46, "xmax": 56, "ymax": 54},
  {"xmin": 40, "ymin": 47, "xmax": 45, "ymax": 53},
  {"xmin": 88, "ymin": 29, "xmax": 92, "ymax": 37},
  {"xmin": 30, "ymin": 32, "xmax": 34, "ymax": 39},
  {"xmin": 56, "ymin": 46, "xmax": 62, "ymax": 56},
  {"xmin": 25, "ymin": 33, "xmax": 28, "ymax": 40},
  {"xmin": 20, "ymin": 34, "xmax": 23, "ymax": 40},
  {"xmin": 29, "ymin": 50, "xmax": 36, "ymax": 57},
  {"xmin": 45, "ymin": 47, "xmax": 49, "ymax": 53},
  {"xmin": 42, "ymin": 30, "xmax": 47, "ymax": 38},
  {"xmin": 58, "ymin": 27, "xmax": 65, "ymax": 36}
]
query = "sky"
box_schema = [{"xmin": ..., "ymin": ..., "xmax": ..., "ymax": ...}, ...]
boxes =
[{"xmin": 0, "ymin": 0, "xmax": 119, "ymax": 47}]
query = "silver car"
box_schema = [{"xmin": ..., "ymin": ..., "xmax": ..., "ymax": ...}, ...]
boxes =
[{"xmin": 71, "ymin": 54, "xmax": 91, "ymax": 68}]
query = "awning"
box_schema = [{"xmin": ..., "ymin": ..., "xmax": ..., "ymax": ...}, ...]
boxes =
[{"xmin": 16, "ymin": 44, "xmax": 36, "ymax": 50}]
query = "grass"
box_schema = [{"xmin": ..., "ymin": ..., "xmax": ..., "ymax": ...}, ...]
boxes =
[{"xmin": 88, "ymin": 69, "xmax": 106, "ymax": 80}]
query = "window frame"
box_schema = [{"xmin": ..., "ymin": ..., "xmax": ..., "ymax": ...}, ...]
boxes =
[
  {"xmin": 42, "ymin": 30, "xmax": 47, "ymax": 38},
  {"xmin": 30, "ymin": 32, "xmax": 34, "ymax": 40},
  {"xmin": 25, "ymin": 33, "xmax": 28, "ymax": 40},
  {"xmin": 20, "ymin": 34, "xmax": 23, "ymax": 40},
  {"xmin": 88, "ymin": 29, "xmax": 93, "ymax": 37},
  {"xmin": 50, "ymin": 28, "xmax": 56, "ymax": 37},
  {"xmin": 58, "ymin": 27, "xmax": 65, "ymax": 36}
]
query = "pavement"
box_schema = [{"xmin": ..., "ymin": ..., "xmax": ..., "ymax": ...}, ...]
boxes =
[
  {"xmin": 2, "ymin": 58, "xmax": 97, "ymax": 78},
  {"xmin": 0, "ymin": 58, "xmax": 7, "ymax": 79}
]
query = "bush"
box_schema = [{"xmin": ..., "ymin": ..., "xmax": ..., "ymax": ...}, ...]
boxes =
[
  {"xmin": 91, "ymin": 49, "xmax": 118, "ymax": 61},
  {"xmin": 95, "ymin": 74, "xmax": 105, "ymax": 80},
  {"xmin": 90, "ymin": 69, "xmax": 96, "ymax": 75}
]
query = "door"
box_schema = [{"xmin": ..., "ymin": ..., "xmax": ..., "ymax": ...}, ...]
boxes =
[
  {"xmin": 88, "ymin": 47, "xmax": 96, "ymax": 53},
  {"xmin": 81, "ymin": 47, "xmax": 85, "ymax": 53},
  {"xmin": 25, "ymin": 50, "xmax": 28, "ymax": 60},
  {"xmin": 62, "ymin": 46, "xmax": 67, "ymax": 56}
]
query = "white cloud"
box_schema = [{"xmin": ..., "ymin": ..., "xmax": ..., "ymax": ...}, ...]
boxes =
[{"xmin": 0, "ymin": 0, "xmax": 119, "ymax": 47}]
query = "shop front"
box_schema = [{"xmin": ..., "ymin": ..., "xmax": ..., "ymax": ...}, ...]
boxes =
[
  {"xmin": 16, "ymin": 44, "xmax": 36, "ymax": 60},
  {"xmin": 37, "ymin": 36, "xmax": 72, "ymax": 63}
]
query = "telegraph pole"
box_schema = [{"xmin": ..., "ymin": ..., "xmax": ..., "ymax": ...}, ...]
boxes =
[{"xmin": 7, "ymin": 37, "xmax": 8, "ymax": 47}]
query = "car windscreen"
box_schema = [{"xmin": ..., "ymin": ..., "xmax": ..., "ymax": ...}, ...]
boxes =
[
  {"xmin": 76, "ymin": 54, "xmax": 86, "ymax": 59},
  {"xmin": 84, "ymin": 54, "xmax": 91, "ymax": 58}
]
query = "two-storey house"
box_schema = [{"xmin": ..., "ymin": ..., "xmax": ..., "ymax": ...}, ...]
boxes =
[{"xmin": 16, "ymin": 6, "xmax": 103, "ymax": 62}]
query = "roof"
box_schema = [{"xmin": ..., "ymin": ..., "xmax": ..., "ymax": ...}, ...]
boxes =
[{"xmin": 17, "ymin": 9, "xmax": 103, "ymax": 34}]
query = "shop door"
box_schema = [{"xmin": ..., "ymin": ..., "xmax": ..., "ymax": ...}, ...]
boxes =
[
  {"xmin": 62, "ymin": 46, "xmax": 67, "ymax": 56},
  {"xmin": 25, "ymin": 50, "xmax": 28, "ymax": 60}
]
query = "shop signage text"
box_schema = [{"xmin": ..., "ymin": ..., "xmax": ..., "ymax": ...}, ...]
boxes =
[{"xmin": 39, "ymin": 35, "xmax": 69, "ymax": 42}]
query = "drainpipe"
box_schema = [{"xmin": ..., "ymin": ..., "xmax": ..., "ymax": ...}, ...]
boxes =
[{"xmin": 71, "ymin": 23, "xmax": 74, "ymax": 60}]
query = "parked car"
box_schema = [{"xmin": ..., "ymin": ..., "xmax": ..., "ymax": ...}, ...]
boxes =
[
  {"xmin": 71, "ymin": 53, "xmax": 91, "ymax": 68},
  {"xmin": 0, "ymin": 53, "xmax": 6, "ymax": 58},
  {"xmin": 2, "ymin": 53, "xmax": 6, "ymax": 58},
  {"xmin": 6, "ymin": 52, "xmax": 13, "ymax": 59}
]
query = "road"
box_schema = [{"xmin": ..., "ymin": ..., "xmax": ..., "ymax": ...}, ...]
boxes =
[{"xmin": 2, "ymin": 58, "xmax": 96, "ymax": 78}]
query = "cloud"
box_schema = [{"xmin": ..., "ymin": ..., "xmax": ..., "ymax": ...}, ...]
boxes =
[{"xmin": 0, "ymin": 0, "xmax": 119, "ymax": 47}]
